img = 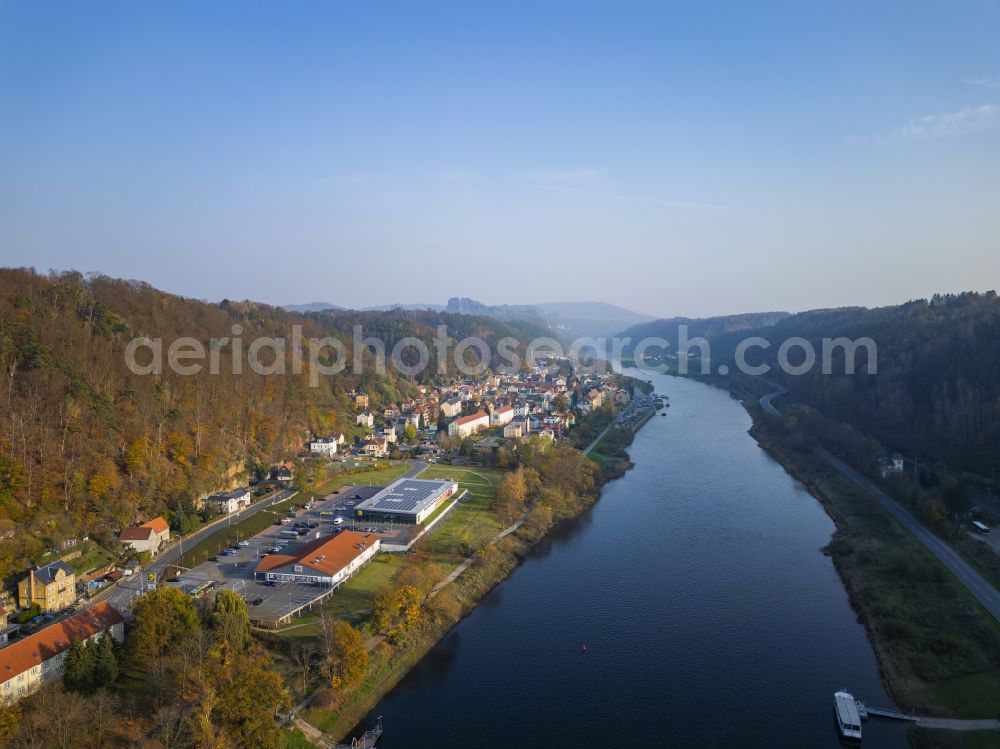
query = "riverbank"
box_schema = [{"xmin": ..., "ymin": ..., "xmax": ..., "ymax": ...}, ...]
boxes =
[
  {"xmin": 294, "ymin": 413, "xmax": 657, "ymax": 746},
  {"xmin": 746, "ymin": 410, "xmax": 1000, "ymax": 748}
]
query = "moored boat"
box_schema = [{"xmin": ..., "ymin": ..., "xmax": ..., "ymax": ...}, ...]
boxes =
[{"xmin": 834, "ymin": 690, "xmax": 863, "ymax": 741}]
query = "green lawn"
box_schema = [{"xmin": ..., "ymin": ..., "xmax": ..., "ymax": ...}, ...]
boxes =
[
  {"xmin": 417, "ymin": 465, "xmax": 507, "ymax": 555},
  {"xmin": 917, "ymin": 670, "xmax": 1000, "ymax": 719},
  {"xmin": 65, "ymin": 540, "xmax": 118, "ymax": 574},
  {"xmin": 270, "ymin": 555, "xmax": 402, "ymax": 639},
  {"xmin": 283, "ymin": 729, "xmax": 316, "ymax": 749}
]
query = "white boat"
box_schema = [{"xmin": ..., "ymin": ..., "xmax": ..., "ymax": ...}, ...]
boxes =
[{"xmin": 834, "ymin": 690, "xmax": 863, "ymax": 741}]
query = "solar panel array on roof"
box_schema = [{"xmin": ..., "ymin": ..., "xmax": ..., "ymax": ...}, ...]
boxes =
[{"xmin": 356, "ymin": 478, "xmax": 455, "ymax": 517}]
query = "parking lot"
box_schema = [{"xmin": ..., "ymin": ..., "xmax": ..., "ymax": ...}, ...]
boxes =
[{"xmin": 166, "ymin": 482, "xmax": 419, "ymax": 624}]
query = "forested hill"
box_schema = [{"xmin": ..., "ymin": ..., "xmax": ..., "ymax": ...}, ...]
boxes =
[
  {"xmin": 617, "ymin": 311, "xmax": 790, "ymax": 349},
  {"xmin": 0, "ymin": 269, "xmax": 538, "ymax": 574},
  {"xmin": 710, "ymin": 292, "xmax": 1000, "ymax": 475}
]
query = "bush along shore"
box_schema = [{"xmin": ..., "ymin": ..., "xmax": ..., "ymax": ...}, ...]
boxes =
[{"xmin": 747, "ymin": 411, "xmax": 1000, "ymax": 747}]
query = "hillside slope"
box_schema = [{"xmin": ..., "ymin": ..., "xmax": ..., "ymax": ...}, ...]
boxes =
[
  {"xmin": 0, "ymin": 270, "xmax": 538, "ymax": 576},
  {"xmin": 709, "ymin": 293, "xmax": 1000, "ymax": 474}
]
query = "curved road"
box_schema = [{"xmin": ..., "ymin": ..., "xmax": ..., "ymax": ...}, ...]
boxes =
[
  {"xmin": 758, "ymin": 380, "xmax": 787, "ymax": 416},
  {"xmin": 822, "ymin": 449, "xmax": 1000, "ymax": 622},
  {"xmin": 758, "ymin": 380, "xmax": 1000, "ymax": 623}
]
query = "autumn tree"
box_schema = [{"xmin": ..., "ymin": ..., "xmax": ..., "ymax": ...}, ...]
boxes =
[
  {"xmin": 211, "ymin": 649, "xmax": 290, "ymax": 749},
  {"xmin": 328, "ymin": 621, "xmax": 368, "ymax": 691},
  {"xmin": 133, "ymin": 587, "xmax": 201, "ymax": 685},
  {"xmin": 373, "ymin": 584, "xmax": 423, "ymax": 641},
  {"xmin": 495, "ymin": 468, "xmax": 527, "ymax": 524}
]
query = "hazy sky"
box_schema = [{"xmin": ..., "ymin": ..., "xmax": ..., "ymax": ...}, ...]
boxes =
[{"xmin": 2, "ymin": 1, "xmax": 999, "ymax": 318}]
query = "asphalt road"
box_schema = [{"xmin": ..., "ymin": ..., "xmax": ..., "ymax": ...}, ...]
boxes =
[
  {"xmin": 93, "ymin": 487, "xmax": 298, "ymax": 615},
  {"xmin": 758, "ymin": 381, "xmax": 787, "ymax": 416},
  {"xmin": 822, "ymin": 448, "xmax": 1000, "ymax": 623},
  {"xmin": 757, "ymin": 379, "xmax": 1000, "ymax": 623}
]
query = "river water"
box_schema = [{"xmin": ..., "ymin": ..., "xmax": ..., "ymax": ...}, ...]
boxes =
[{"xmin": 353, "ymin": 371, "xmax": 909, "ymax": 747}]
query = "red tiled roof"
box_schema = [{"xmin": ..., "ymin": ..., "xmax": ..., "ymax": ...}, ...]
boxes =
[
  {"xmin": 140, "ymin": 516, "xmax": 169, "ymax": 534},
  {"xmin": 0, "ymin": 602, "xmax": 122, "ymax": 684},
  {"xmin": 254, "ymin": 531, "xmax": 379, "ymax": 578},
  {"xmin": 119, "ymin": 525, "xmax": 155, "ymax": 542},
  {"xmin": 455, "ymin": 411, "xmax": 488, "ymax": 426}
]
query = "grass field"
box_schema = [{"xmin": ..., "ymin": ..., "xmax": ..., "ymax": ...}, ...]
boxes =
[
  {"xmin": 283, "ymin": 729, "xmax": 316, "ymax": 749},
  {"xmin": 417, "ymin": 464, "xmax": 506, "ymax": 555},
  {"xmin": 65, "ymin": 540, "xmax": 118, "ymax": 573},
  {"xmin": 917, "ymin": 669, "xmax": 1000, "ymax": 719},
  {"xmin": 270, "ymin": 555, "xmax": 402, "ymax": 639}
]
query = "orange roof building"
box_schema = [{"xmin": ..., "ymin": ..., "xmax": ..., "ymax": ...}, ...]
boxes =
[
  {"xmin": 0, "ymin": 601, "xmax": 124, "ymax": 703},
  {"xmin": 119, "ymin": 515, "xmax": 170, "ymax": 556},
  {"xmin": 141, "ymin": 516, "xmax": 170, "ymax": 535},
  {"xmin": 254, "ymin": 530, "xmax": 380, "ymax": 585}
]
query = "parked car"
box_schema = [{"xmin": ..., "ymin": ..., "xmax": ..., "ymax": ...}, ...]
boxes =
[
  {"xmin": 238, "ymin": 540, "xmax": 250, "ymax": 547},
  {"xmin": 251, "ymin": 597, "xmax": 264, "ymax": 606}
]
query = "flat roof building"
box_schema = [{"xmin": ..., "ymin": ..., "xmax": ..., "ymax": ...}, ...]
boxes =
[{"xmin": 354, "ymin": 477, "xmax": 458, "ymax": 525}]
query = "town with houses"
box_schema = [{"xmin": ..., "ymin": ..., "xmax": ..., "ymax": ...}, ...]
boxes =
[{"xmin": 0, "ymin": 359, "xmax": 649, "ymax": 707}]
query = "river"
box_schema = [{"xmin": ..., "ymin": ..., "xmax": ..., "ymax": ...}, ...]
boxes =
[{"xmin": 352, "ymin": 371, "xmax": 909, "ymax": 747}]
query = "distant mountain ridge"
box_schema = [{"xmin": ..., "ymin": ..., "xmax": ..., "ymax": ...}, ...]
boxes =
[
  {"xmin": 284, "ymin": 297, "xmax": 657, "ymax": 340},
  {"xmin": 282, "ymin": 301, "xmax": 346, "ymax": 313},
  {"xmin": 283, "ymin": 301, "xmax": 446, "ymax": 313}
]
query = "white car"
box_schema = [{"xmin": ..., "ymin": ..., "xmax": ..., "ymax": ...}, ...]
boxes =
[
  {"xmin": 333, "ymin": 517, "xmax": 344, "ymax": 525},
  {"xmin": 238, "ymin": 540, "xmax": 250, "ymax": 547}
]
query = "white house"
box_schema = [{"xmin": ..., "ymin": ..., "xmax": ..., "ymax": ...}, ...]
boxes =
[
  {"xmin": 360, "ymin": 436, "xmax": 389, "ymax": 457},
  {"xmin": 119, "ymin": 516, "xmax": 170, "ymax": 556},
  {"xmin": 309, "ymin": 436, "xmax": 338, "ymax": 457},
  {"xmin": 448, "ymin": 411, "xmax": 490, "ymax": 438},
  {"xmin": 208, "ymin": 487, "xmax": 252, "ymax": 514},
  {"xmin": 491, "ymin": 404, "xmax": 515, "ymax": 426},
  {"xmin": 356, "ymin": 411, "xmax": 374, "ymax": 428}
]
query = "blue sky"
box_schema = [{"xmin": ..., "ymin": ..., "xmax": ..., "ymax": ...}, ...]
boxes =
[{"xmin": 1, "ymin": 1, "xmax": 998, "ymax": 317}]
